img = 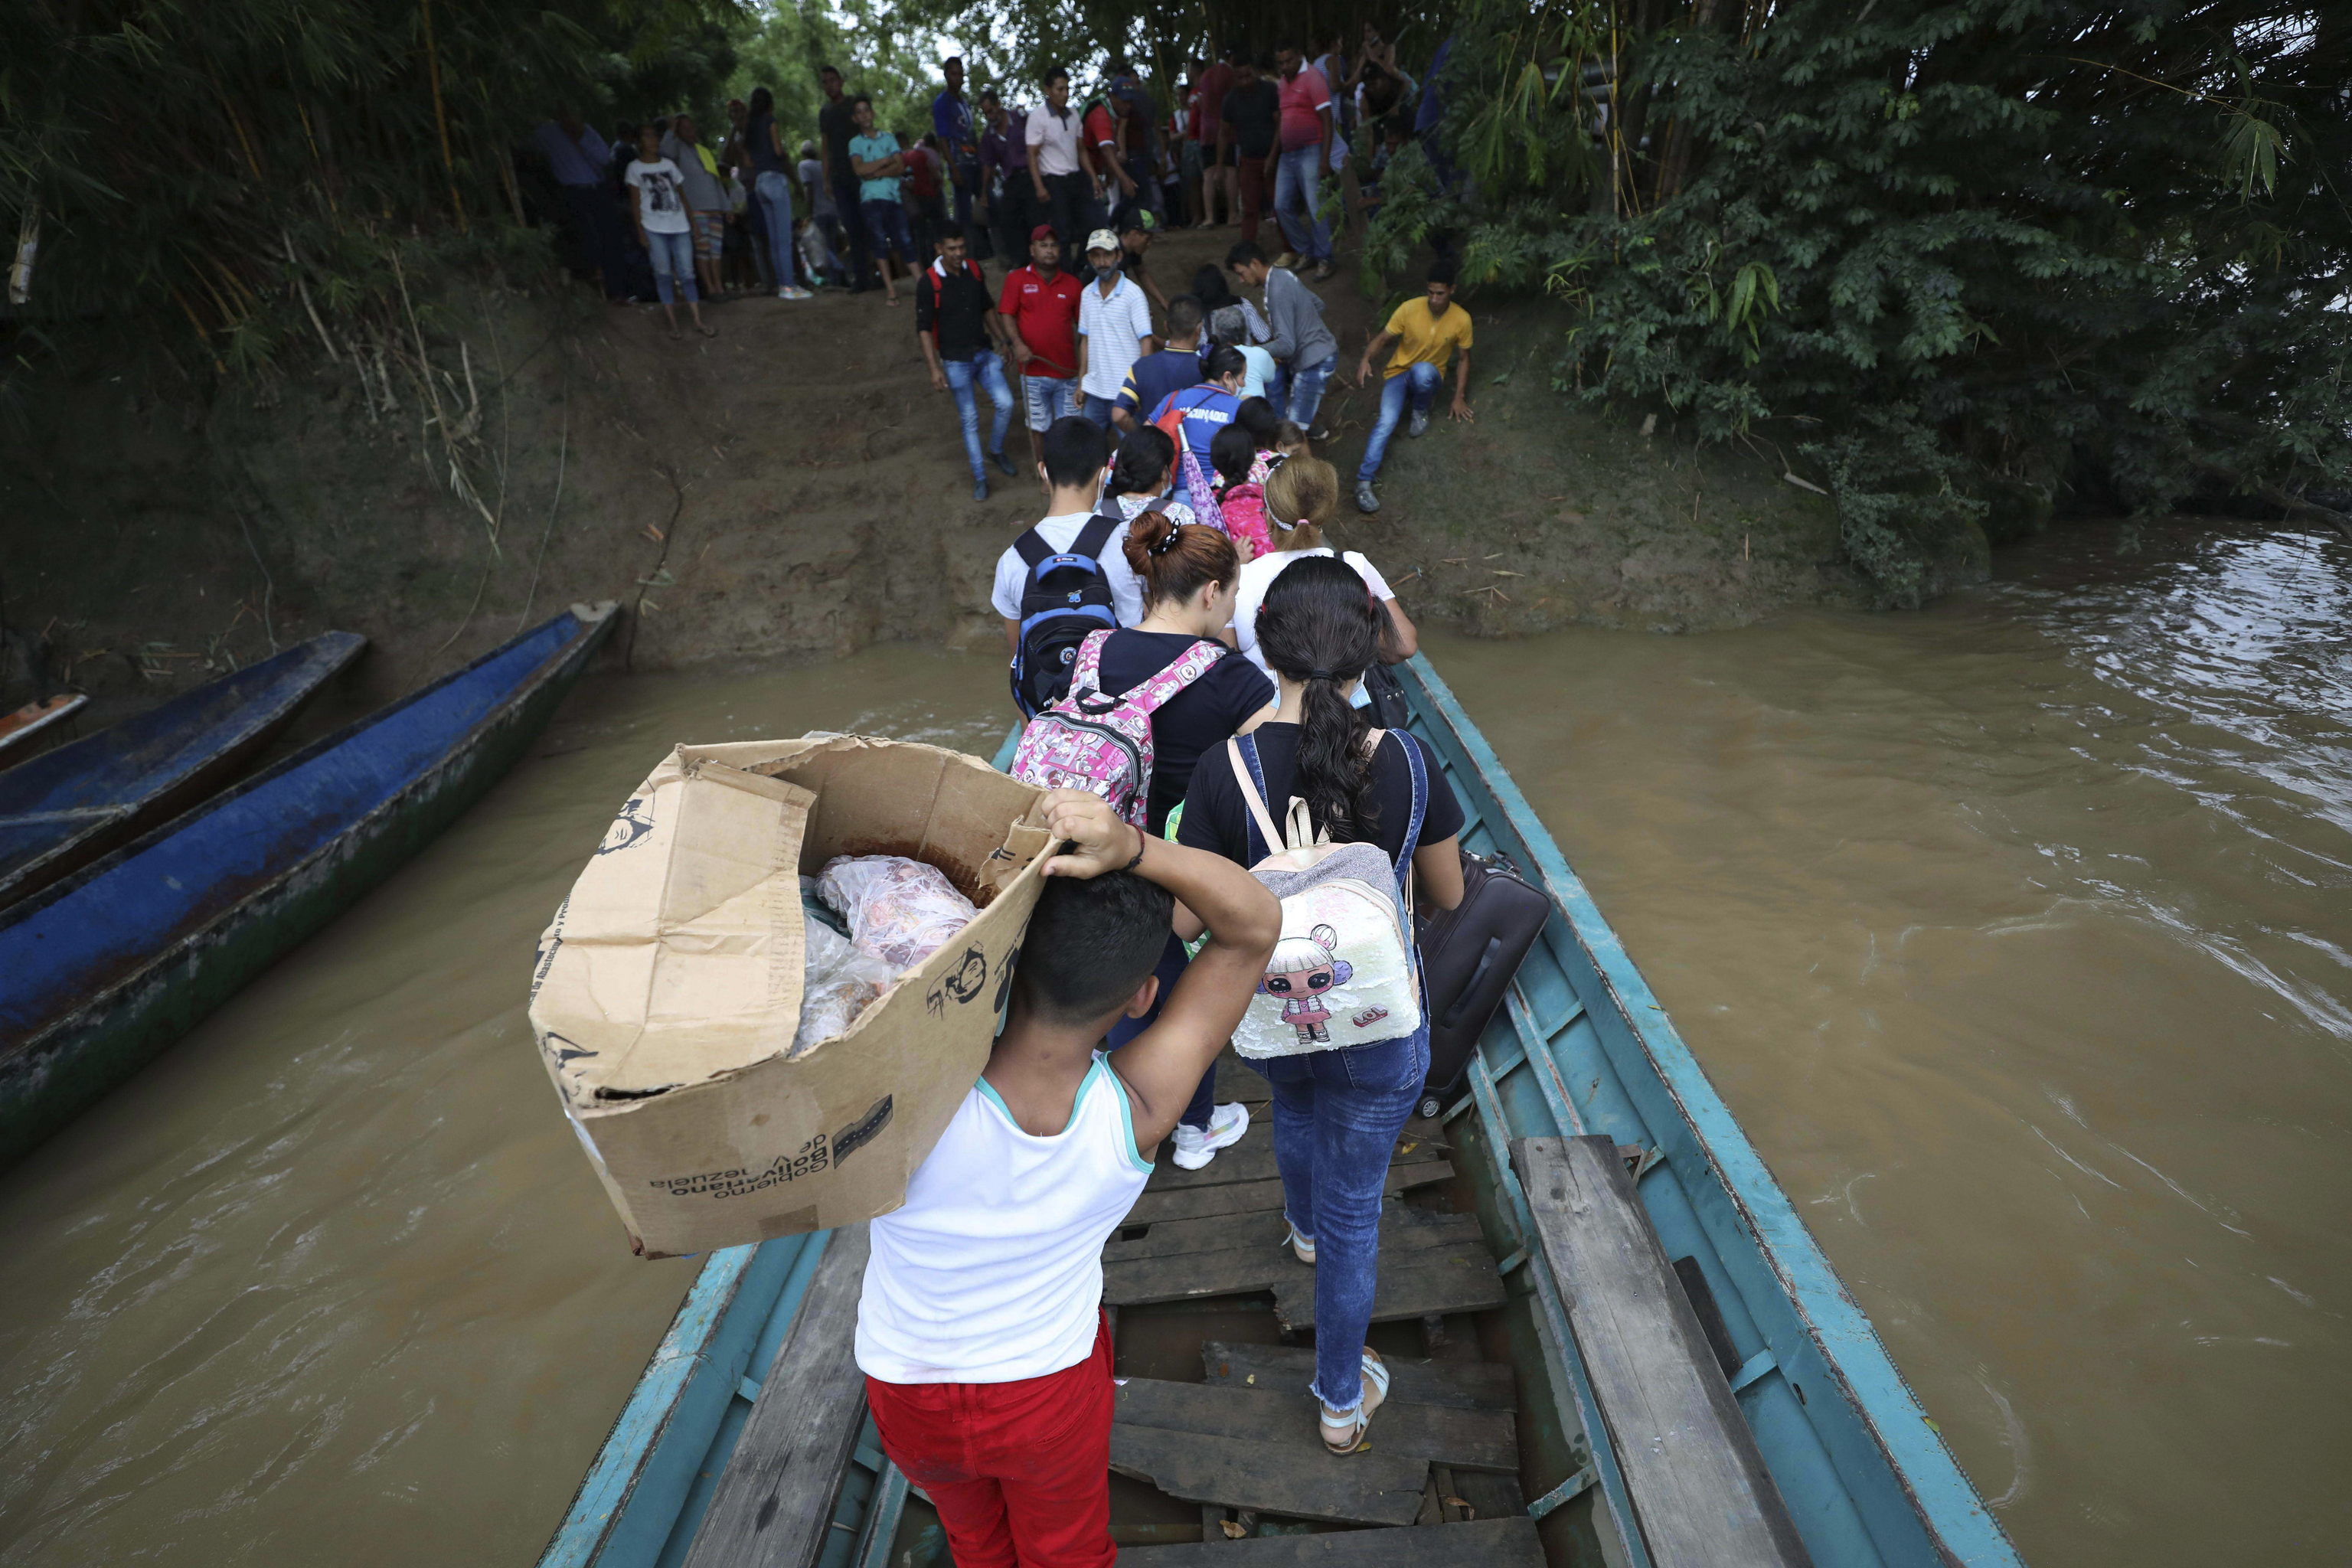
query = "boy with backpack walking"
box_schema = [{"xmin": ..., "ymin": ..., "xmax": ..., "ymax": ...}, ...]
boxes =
[
  {"xmin": 859, "ymin": 787, "xmax": 1279, "ymax": 1568},
  {"xmin": 992, "ymin": 416, "xmax": 1143, "ymax": 715}
]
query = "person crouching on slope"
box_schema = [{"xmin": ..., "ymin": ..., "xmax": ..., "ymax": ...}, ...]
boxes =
[{"xmin": 856, "ymin": 789, "xmax": 1280, "ymax": 1568}]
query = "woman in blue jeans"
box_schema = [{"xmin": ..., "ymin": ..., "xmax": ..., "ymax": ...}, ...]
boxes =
[{"xmin": 1174, "ymin": 557, "xmax": 1465, "ymax": 1452}]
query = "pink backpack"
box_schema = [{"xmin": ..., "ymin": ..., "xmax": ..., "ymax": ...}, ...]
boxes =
[{"xmin": 1010, "ymin": 629, "xmax": 1227, "ymax": 828}]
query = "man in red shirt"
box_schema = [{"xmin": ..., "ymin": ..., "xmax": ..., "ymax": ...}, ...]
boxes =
[
  {"xmin": 1272, "ymin": 41, "xmax": 1336, "ymax": 279},
  {"xmin": 1194, "ymin": 46, "xmax": 1236, "ymax": 227},
  {"xmin": 903, "ymin": 133, "xmax": 949, "ymax": 260},
  {"xmin": 998, "ymin": 224, "xmax": 1085, "ymax": 469}
]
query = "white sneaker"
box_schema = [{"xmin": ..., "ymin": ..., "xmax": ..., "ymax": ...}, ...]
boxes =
[
  {"xmin": 1407, "ymin": 408, "xmax": 1431, "ymax": 439},
  {"xmin": 1170, "ymin": 1102, "xmax": 1250, "ymax": 1170}
]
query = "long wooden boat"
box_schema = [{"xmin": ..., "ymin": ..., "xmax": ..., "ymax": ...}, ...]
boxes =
[
  {"xmin": 0, "ymin": 632, "xmax": 365, "ymax": 909},
  {"xmin": 0, "ymin": 604, "xmax": 617, "ymax": 1172},
  {"xmin": 0, "ymin": 691, "xmax": 89, "ymax": 764},
  {"xmin": 538, "ymin": 653, "xmax": 2023, "ymax": 1568}
]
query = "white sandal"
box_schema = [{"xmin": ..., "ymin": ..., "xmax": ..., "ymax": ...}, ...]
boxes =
[
  {"xmin": 1283, "ymin": 1220, "xmax": 1315, "ymax": 1266},
  {"xmin": 1319, "ymin": 1348, "xmax": 1390, "ymax": 1454}
]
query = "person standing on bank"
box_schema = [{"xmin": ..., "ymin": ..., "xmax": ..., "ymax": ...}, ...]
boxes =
[
  {"xmin": 1270, "ymin": 43, "xmax": 1337, "ymax": 281},
  {"xmin": 818, "ymin": 65, "xmax": 875, "ymax": 293},
  {"xmin": 849, "ymin": 97, "xmax": 914, "ymax": 305},
  {"xmin": 1217, "ymin": 54, "xmax": 1281, "ymax": 253},
  {"xmin": 933, "ymin": 55, "xmax": 982, "ymax": 243},
  {"xmin": 1228, "ymin": 240, "xmax": 1338, "ymax": 438},
  {"xmin": 1027, "ymin": 68, "xmax": 1105, "ymax": 253},
  {"xmin": 534, "ymin": 109, "xmax": 629, "ymax": 306},
  {"xmin": 1353, "ymin": 259, "xmax": 1474, "ymax": 514},
  {"xmin": 978, "ymin": 91, "xmax": 1034, "ymax": 271},
  {"xmin": 662, "ymin": 113, "xmax": 732, "ymax": 303},
  {"xmin": 625, "ymin": 125, "xmax": 715, "ymax": 339},
  {"xmin": 1076, "ymin": 229, "xmax": 1158, "ymax": 429},
  {"xmin": 744, "ymin": 88, "xmax": 815, "ymax": 300},
  {"xmin": 1175, "ymin": 555, "xmax": 1465, "ymax": 1453},
  {"xmin": 917, "ymin": 231, "xmax": 1022, "ymax": 501},
  {"xmin": 858, "ymin": 788, "xmax": 1279, "ymax": 1568},
  {"xmin": 1000, "ymin": 225, "xmax": 1085, "ymax": 467}
]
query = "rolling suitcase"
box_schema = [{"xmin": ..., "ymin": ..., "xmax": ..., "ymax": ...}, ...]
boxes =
[{"xmin": 1413, "ymin": 849, "xmax": 1551, "ymax": 1117}]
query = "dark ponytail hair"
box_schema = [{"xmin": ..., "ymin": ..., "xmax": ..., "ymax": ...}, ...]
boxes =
[
  {"xmin": 1254, "ymin": 555, "xmax": 1382, "ymax": 837},
  {"xmin": 1122, "ymin": 511, "xmax": 1239, "ymax": 610},
  {"xmin": 1111, "ymin": 426, "xmax": 1176, "ymax": 497},
  {"xmin": 1210, "ymin": 421, "xmax": 1256, "ymax": 498}
]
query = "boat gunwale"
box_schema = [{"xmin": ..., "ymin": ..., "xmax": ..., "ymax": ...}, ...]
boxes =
[{"xmin": 1, "ymin": 604, "xmax": 616, "ymax": 1058}]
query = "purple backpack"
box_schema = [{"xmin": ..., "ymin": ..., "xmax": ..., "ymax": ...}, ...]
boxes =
[{"xmin": 1010, "ymin": 629, "xmax": 1227, "ymax": 828}]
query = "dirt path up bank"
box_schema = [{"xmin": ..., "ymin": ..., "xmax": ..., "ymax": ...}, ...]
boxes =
[{"xmin": 2, "ymin": 224, "xmax": 1851, "ymax": 710}]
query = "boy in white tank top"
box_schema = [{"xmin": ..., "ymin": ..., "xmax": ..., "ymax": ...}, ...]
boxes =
[{"xmin": 858, "ymin": 789, "xmax": 1279, "ymax": 1568}]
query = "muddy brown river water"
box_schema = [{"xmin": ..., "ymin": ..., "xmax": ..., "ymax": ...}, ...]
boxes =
[{"xmin": 2, "ymin": 520, "xmax": 2347, "ymax": 1565}]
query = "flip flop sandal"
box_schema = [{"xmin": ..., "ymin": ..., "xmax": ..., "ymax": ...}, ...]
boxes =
[
  {"xmin": 1319, "ymin": 1348, "xmax": 1390, "ymax": 1455},
  {"xmin": 697, "ymin": 324, "xmax": 718, "ymax": 338}
]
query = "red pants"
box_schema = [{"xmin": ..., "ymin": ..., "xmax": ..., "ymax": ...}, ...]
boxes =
[{"xmin": 865, "ymin": 1314, "xmax": 1115, "ymax": 1568}]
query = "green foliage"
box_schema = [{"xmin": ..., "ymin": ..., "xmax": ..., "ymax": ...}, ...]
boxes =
[
  {"xmin": 1, "ymin": 0, "xmax": 742, "ymax": 377},
  {"xmin": 724, "ymin": 2, "xmax": 942, "ymax": 150},
  {"xmin": 1375, "ymin": 0, "xmax": 2352, "ymax": 603}
]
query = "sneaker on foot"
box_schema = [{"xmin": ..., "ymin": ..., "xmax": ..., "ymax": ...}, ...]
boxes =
[
  {"xmin": 1407, "ymin": 408, "xmax": 1431, "ymax": 439},
  {"xmin": 1273, "ymin": 250, "xmax": 1302, "ymax": 270},
  {"xmin": 972, "ymin": 478, "xmax": 990, "ymax": 501},
  {"xmin": 1170, "ymin": 1102, "xmax": 1250, "ymax": 1170},
  {"xmin": 1307, "ymin": 425, "xmax": 1331, "ymax": 443},
  {"xmin": 1355, "ymin": 481, "xmax": 1380, "ymax": 514},
  {"xmin": 1311, "ymin": 260, "xmax": 1337, "ymax": 282},
  {"xmin": 991, "ymin": 446, "xmax": 1018, "ymax": 476}
]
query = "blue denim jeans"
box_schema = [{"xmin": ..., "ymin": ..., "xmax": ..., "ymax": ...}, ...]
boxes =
[
  {"xmin": 644, "ymin": 228, "xmax": 697, "ymax": 305},
  {"xmin": 1356, "ymin": 361, "xmax": 1442, "ymax": 484},
  {"xmin": 1273, "ymin": 145, "xmax": 1333, "ymax": 264},
  {"xmin": 1107, "ymin": 935, "xmax": 1214, "ymax": 1132},
  {"xmin": 1082, "ymin": 393, "xmax": 1117, "ymax": 428},
  {"xmin": 1022, "ymin": 374, "xmax": 1078, "ymax": 432},
  {"xmin": 1286, "ymin": 353, "xmax": 1337, "ymax": 430},
  {"xmin": 1251, "ymin": 1024, "xmax": 1431, "ymax": 1410},
  {"xmin": 753, "ymin": 171, "xmax": 795, "ymax": 288},
  {"xmin": 942, "ymin": 349, "xmax": 1016, "ymax": 482}
]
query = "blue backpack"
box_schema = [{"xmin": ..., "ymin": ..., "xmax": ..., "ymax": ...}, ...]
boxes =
[{"xmin": 1009, "ymin": 508, "xmax": 1136, "ymax": 718}]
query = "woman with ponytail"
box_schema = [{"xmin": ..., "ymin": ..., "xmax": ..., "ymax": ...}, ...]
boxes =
[
  {"xmin": 1174, "ymin": 554, "xmax": 1465, "ymax": 1454},
  {"xmin": 1098, "ymin": 505, "xmax": 1279, "ymax": 1172},
  {"xmin": 1232, "ymin": 456, "xmax": 1419, "ymax": 691}
]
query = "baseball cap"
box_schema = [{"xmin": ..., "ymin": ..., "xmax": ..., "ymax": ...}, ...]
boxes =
[
  {"xmin": 1030, "ymin": 223, "xmax": 1057, "ymax": 243},
  {"xmin": 1116, "ymin": 206, "xmax": 1158, "ymax": 234},
  {"xmin": 1084, "ymin": 228, "xmax": 1120, "ymax": 255}
]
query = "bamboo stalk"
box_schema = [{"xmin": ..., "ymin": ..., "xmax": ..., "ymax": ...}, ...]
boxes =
[{"xmin": 420, "ymin": 0, "xmax": 468, "ymax": 232}]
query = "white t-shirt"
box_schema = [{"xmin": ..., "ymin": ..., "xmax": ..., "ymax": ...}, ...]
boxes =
[
  {"xmin": 1026, "ymin": 105, "xmax": 1085, "ymax": 178},
  {"xmin": 1078, "ymin": 275, "xmax": 1156, "ymax": 400},
  {"xmin": 1231, "ymin": 546, "xmax": 1395, "ymax": 683},
  {"xmin": 991, "ymin": 510, "xmax": 1148, "ymax": 629},
  {"xmin": 624, "ymin": 158, "xmax": 691, "ymax": 234}
]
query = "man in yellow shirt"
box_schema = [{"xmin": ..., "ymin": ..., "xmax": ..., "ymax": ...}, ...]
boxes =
[{"xmin": 1351, "ymin": 258, "xmax": 1475, "ymax": 513}]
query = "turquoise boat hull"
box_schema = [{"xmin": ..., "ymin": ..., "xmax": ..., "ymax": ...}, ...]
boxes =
[{"xmin": 538, "ymin": 652, "xmax": 2022, "ymax": 1567}]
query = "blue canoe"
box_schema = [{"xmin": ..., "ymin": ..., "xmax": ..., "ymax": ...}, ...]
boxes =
[
  {"xmin": 0, "ymin": 603, "xmax": 618, "ymax": 1171},
  {"xmin": 539, "ymin": 654, "xmax": 2022, "ymax": 1568},
  {"xmin": 0, "ymin": 631, "xmax": 366, "ymax": 909}
]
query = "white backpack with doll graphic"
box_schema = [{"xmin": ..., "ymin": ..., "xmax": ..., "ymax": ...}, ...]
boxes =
[{"xmin": 1224, "ymin": 732, "xmax": 1426, "ymax": 1058}]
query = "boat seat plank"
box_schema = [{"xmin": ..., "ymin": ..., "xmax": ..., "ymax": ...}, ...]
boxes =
[
  {"xmin": 681, "ymin": 1224, "xmax": 874, "ymax": 1568},
  {"xmin": 1145, "ymin": 1122, "xmax": 1446, "ymax": 1191},
  {"xmin": 1106, "ymin": 1199, "xmax": 1477, "ymax": 1263},
  {"xmin": 1119, "ymin": 1514, "xmax": 1544, "ymax": 1567},
  {"xmin": 1122, "ymin": 1162, "xmax": 1452, "ymax": 1227},
  {"xmin": 1511, "ymin": 1137, "xmax": 1814, "ymax": 1568},
  {"xmin": 1200, "ymin": 1342, "xmax": 1516, "ymax": 1413},
  {"xmin": 1114, "ymin": 1377, "xmax": 1517, "ymax": 1473},
  {"xmin": 1107, "ymin": 1423, "xmax": 1428, "ymax": 1527},
  {"xmin": 1270, "ymin": 1244, "xmax": 1507, "ymax": 1330}
]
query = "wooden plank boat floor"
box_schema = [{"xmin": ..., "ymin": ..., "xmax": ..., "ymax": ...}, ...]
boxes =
[
  {"xmin": 1117, "ymin": 1515, "xmax": 1544, "ymax": 1567},
  {"xmin": 1200, "ymin": 1342, "xmax": 1517, "ymax": 1413},
  {"xmin": 1115, "ymin": 1377, "xmax": 1517, "ymax": 1472}
]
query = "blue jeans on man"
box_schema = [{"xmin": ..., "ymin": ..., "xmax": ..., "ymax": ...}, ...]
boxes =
[
  {"xmin": 831, "ymin": 172, "xmax": 874, "ymax": 289},
  {"xmin": 1251, "ymin": 1023, "xmax": 1431, "ymax": 1411},
  {"xmin": 1273, "ymin": 145, "xmax": 1333, "ymax": 265},
  {"xmin": 943, "ymin": 350, "xmax": 1016, "ymax": 484},
  {"xmin": 1287, "ymin": 353, "xmax": 1337, "ymax": 430},
  {"xmin": 1357, "ymin": 361, "xmax": 1442, "ymax": 484},
  {"xmin": 1082, "ymin": 393, "xmax": 1117, "ymax": 428}
]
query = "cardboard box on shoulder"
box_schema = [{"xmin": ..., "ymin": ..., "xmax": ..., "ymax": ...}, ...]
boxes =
[{"xmin": 528, "ymin": 733, "xmax": 1051, "ymax": 1256}]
